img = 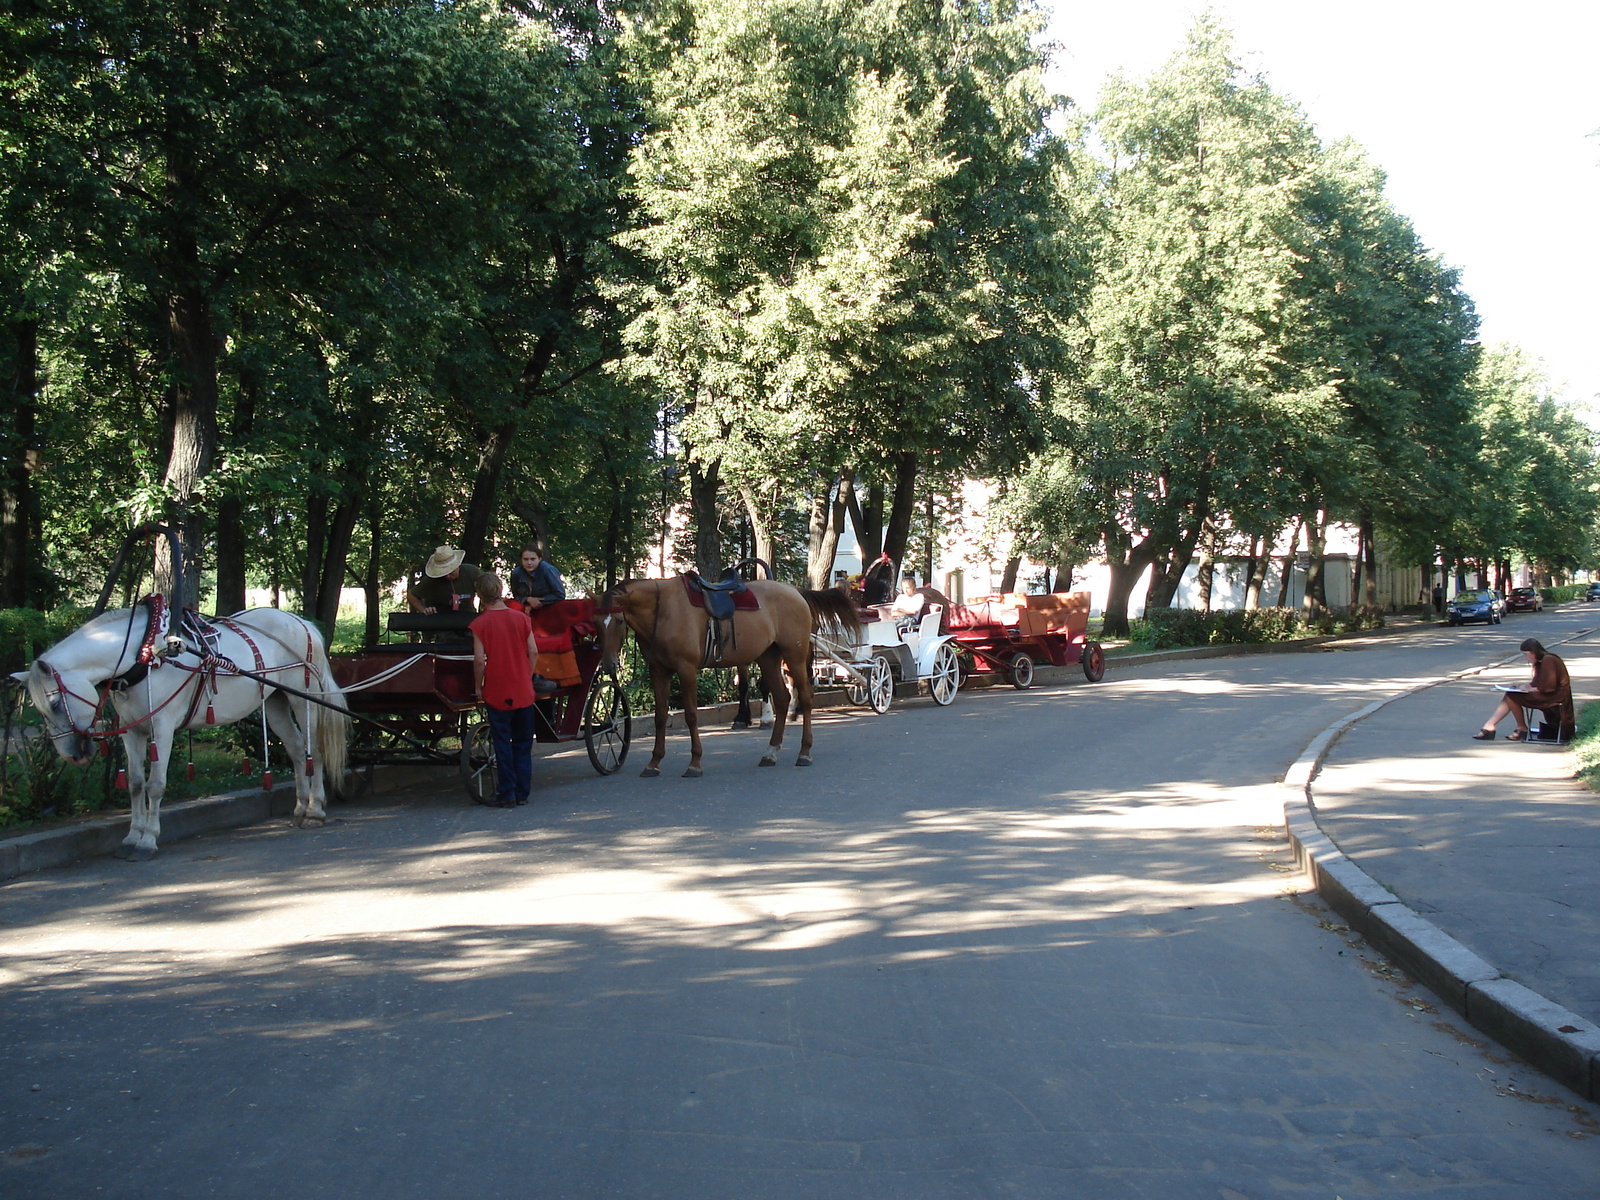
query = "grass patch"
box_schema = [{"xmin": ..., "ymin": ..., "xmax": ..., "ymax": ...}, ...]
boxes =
[{"xmin": 1571, "ymin": 700, "xmax": 1600, "ymax": 791}]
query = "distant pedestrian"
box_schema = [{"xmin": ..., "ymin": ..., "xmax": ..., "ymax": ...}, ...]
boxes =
[
  {"xmin": 470, "ymin": 572, "xmax": 538, "ymax": 807},
  {"xmin": 1432, "ymin": 584, "xmax": 1445, "ymax": 615}
]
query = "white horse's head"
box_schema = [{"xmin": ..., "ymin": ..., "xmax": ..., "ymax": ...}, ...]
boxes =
[{"xmin": 13, "ymin": 660, "xmax": 99, "ymax": 765}]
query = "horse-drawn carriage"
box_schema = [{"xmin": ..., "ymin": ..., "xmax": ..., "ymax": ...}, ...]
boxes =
[
  {"xmin": 810, "ymin": 603, "xmax": 961, "ymax": 713},
  {"xmin": 944, "ymin": 591, "xmax": 1107, "ymax": 688},
  {"xmin": 332, "ymin": 597, "xmax": 631, "ymax": 801}
]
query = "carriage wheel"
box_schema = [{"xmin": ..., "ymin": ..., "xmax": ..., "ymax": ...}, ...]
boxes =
[
  {"xmin": 867, "ymin": 654, "xmax": 894, "ymax": 714},
  {"xmin": 1082, "ymin": 641, "xmax": 1107, "ymax": 683},
  {"xmin": 845, "ymin": 666, "xmax": 870, "ymax": 707},
  {"xmin": 928, "ymin": 642, "xmax": 959, "ymax": 706},
  {"xmin": 1008, "ymin": 652, "xmax": 1035, "ymax": 690},
  {"xmin": 583, "ymin": 671, "xmax": 632, "ymax": 776},
  {"xmin": 460, "ymin": 721, "xmax": 497, "ymax": 804}
]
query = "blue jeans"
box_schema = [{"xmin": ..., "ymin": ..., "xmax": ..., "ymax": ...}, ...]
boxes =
[{"xmin": 485, "ymin": 704, "xmax": 535, "ymax": 804}]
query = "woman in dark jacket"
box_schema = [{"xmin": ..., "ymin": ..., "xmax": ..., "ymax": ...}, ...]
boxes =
[
  {"xmin": 1473, "ymin": 638, "xmax": 1573, "ymax": 741},
  {"xmin": 509, "ymin": 545, "xmax": 566, "ymax": 611}
]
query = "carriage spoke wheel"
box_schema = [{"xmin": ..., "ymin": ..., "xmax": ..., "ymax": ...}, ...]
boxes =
[
  {"xmin": 867, "ymin": 654, "xmax": 894, "ymax": 714},
  {"xmin": 1082, "ymin": 641, "xmax": 1107, "ymax": 683},
  {"xmin": 583, "ymin": 671, "xmax": 632, "ymax": 776},
  {"xmin": 1008, "ymin": 652, "xmax": 1035, "ymax": 690},
  {"xmin": 845, "ymin": 665, "xmax": 870, "ymax": 708},
  {"xmin": 928, "ymin": 642, "xmax": 959, "ymax": 706},
  {"xmin": 460, "ymin": 720, "xmax": 497, "ymax": 804}
]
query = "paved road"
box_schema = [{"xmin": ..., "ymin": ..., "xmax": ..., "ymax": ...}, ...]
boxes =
[{"xmin": 4, "ymin": 613, "xmax": 1600, "ymax": 1198}]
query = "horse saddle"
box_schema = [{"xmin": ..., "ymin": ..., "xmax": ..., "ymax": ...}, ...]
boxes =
[{"xmin": 683, "ymin": 571, "xmax": 759, "ymax": 621}]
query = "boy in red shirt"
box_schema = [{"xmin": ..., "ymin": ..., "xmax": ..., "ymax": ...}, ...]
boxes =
[{"xmin": 470, "ymin": 572, "xmax": 538, "ymax": 806}]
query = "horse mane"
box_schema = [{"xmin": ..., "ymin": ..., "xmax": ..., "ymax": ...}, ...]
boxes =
[{"xmin": 800, "ymin": 585, "xmax": 861, "ymax": 638}]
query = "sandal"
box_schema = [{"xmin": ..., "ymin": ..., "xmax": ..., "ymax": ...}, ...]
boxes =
[
  {"xmin": 1507, "ymin": 730, "xmax": 1527, "ymax": 742},
  {"xmin": 1470, "ymin": 730, "xmax": 1496, "ymax": 740}
]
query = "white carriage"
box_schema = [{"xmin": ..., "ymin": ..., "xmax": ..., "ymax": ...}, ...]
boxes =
[{"xmin": 812, "ymin": 603, "xmax": 961, "ymax": 713}]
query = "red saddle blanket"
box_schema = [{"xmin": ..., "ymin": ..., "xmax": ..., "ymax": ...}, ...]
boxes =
[
  {"xmin": 683, "ymin": 576, "xmax": 761, "ymax": 611},
  {"xmin": 525, "ymin": 597, "xmax": 596, "ymax": 652}
]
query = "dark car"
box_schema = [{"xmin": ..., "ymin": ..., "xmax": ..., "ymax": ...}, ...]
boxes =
[
  {"xmin": 1586, "ymin": 582, "xmax": 1600, "ymax": 602},
  {"xmin": 1506, "ymin": 586, "xmax": 1543, "ymax": 613},
  {"xmin": 1445, "ymin": 589, "xmax": 1503, "ymax": 626}
]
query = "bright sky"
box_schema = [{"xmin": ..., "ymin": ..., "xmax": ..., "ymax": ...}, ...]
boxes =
[{"xmin": 1041, "ymin": 0, "xmax": 1600, "ymax": 407}]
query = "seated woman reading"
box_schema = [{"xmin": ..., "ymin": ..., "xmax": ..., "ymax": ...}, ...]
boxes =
[{"xmin": 1474, "ymin": 638, "xmax": 1573, "ymax": 741}]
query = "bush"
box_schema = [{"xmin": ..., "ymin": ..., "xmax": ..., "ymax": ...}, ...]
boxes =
[
  {"xmin": 1540, "ymin": 584, "xmax": 1587, "ymax": 603},
  {"xmin": 1129, "ymin": 604, "xmax": 1383, "ymax": 650},
  {"xmin": 0, "ymin": 606, "xmax": 92, "ymax": 671}
]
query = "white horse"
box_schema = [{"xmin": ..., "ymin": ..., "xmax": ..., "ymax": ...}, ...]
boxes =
[{"xmin": 12, "ymin": 604, "xmax": 350, "ymax": 860}]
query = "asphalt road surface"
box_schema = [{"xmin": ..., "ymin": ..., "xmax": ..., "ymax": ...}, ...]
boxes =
[{"xmin": 4, "ymin": 609, "xmax": 1600, "ymax": 1198}]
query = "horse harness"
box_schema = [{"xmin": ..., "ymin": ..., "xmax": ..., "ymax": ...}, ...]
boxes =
[{"xmin": 43, "ymin": 598, "xmax": 318, "ymax": 748}]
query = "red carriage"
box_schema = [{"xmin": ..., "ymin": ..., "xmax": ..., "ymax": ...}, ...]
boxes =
[{"xmin": 945, "ymin": 591, "xmax": 1107, "ymax": 689}]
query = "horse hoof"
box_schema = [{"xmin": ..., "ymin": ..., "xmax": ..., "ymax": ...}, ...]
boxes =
[
  {"xmin": 131, "ymin": 845, "xmax": 158, "ymax": 862},
  {"xmin": 112, "ymin": 844, "xmax": 136, "ymax": 860},
  {"xmin": 795, "ymin": 755, "xmax": 812, "ymax": 767},
  {"xmin": 730, "ymin": 720, "xmax": 751, "ymax": 730},
  {"xmin": 758, "ymin": 756, "xmax": 777, "ymax": 767},
  {"xmin": 300, "ymin": 815, "xmax": 326, "ymax": 829},
  {"xmin": 640, "ymin": 767, "xmax": 661, "ymax": 778},
  {"xmin": 682, "ymin": 766, "xmax": 703, "ymax": 778}
]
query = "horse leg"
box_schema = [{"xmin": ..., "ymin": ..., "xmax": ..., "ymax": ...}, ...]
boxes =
[
  {"xmin": 641, "ymin": 661, "xmax": 673, "ymax": 777},
  {"xmin": 785, "ymin": 642, "xmax": 816, "ymax": 766},
  {"xmin": 757, "ymin": 648, "xmax": 788, "ymax": 766},
  {"xmin": 681, "ymin": 667, "xmax": 705, "ymax": 777},
  {"xmin": 731, "ymin": 665, "xmax": 753, "ymax": 730},
  {"xmin": 114, "ymin": 730, "xmax": 148, "ymax": 859},
  {"xmin": 124, "ymin": 728, "xmax": 170, "ymax": 859},
  {"xmin": 265, "ymin": 692, "xmax": 320, "ymax": 827}
]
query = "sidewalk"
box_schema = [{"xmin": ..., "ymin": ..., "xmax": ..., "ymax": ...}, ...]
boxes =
[{"xmin": 1294, "ymin": 628, "xmax": 1600, "ymax": 1099}]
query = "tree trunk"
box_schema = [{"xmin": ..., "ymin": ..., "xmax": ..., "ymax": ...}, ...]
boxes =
[
  {"xmin": 161, "ymin": 282, "xmax": 220, "ymax": 606},
  {"xmin": 738, "ymin": 482, "xmax": 778, "ymax": 573},
  {"xmin": 1276, "ymin": 519, "xmax": 1301, "ymax": 607},
  {"xmin": 687, "ymin": 455, "xmax": 722, "ymax": 576},
  {"xmin": 1, "ymin": 316, "xmax": 38, "ymax": 611},
  {"xmin": 364, "ymin": 494, "xmax": 383, "ymax": 648},
  {"xmin": 848, "ymin": 482, "xmax": 883, "ymax": 564},
  {"xmin": 1301, "ymin": 511, "xmax": 1327, "ymax": 620},
  {"xmin": 999, "ymin": 556, "xmax": 1021, "ymax": 593},
  {"xmin": 507, "ymin": 493, "xmax": 550, "ymax": 559},
  {"xmin": 882, "ymin": 451, "xmax": 919, "ymax": 566},
  {"xmin": 214, "ymin": 367, "xmax": 260, "ymax": 615},
  {"xmin": 314, "ymin": 494, "xmax": 361, "ymax": 633},
  {"xmin": 301, "ymin": 494, "xmax": 328, "ymax": 618},
  {"xmin": 1052, "ymin": 554, "xmax": 1074, "ymax": 593},
  {"xmin": 1243, "ymin": 534, "xmax": 1266, "ymax": 610},
  {"xmin": 1102, "ymin": 558, "xmax": 1145, "ymax": 639},
  {"xmin": 1360, "ymin": 514, "xmax": 1378, "ymax": 607},
  {"xmin": 1194, "ymin": 517, "xmax": 1218, "ymax": 612},
  {"xmin": 805, "ymin": 469, "xmax": 853, "ymax": 588}
]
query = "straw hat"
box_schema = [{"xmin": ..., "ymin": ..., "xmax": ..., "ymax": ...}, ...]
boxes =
[{"xmin": 424, "ymin": 545, "xmax": 465, "ymax": 578}]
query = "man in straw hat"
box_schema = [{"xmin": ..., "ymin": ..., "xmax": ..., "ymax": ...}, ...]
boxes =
[{"xmin": 406, "ymin": 545, "xmax": 483, "ymax": 614}]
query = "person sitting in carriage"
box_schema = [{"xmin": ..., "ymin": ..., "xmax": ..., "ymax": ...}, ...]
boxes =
[
  {"xmin": 509, "ymin": 544, "xmax": 566, "ymax": 612},
  {"xmin": 406, "ymin": 545, "xmax": 482, "ymax": 614},
  {"xmin": 889, "ymin": 574, "xmax": 926, "ymax": 619}
]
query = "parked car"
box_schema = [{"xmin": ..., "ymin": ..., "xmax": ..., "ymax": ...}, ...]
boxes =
[
  {"xmin": 1445, "ymin": 589, "xmax": 1503, "ymax": 625},
  {"xmin": 1586, "ymin": 582, "xmax": 1600, "ymax": 602},
  {"xmin": 1506, "ymin": 586, "xmax": 1543, "ymax": 613}
]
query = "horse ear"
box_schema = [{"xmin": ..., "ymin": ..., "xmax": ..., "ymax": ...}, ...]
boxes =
[{"xmin": 8, "ymin": 670, "xmax": 29, "ymax": 684}]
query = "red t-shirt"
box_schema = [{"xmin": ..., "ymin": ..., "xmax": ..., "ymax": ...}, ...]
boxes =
[{"xmin": 470, "ymin": 606, "xmax": 535, "ymax": 710}]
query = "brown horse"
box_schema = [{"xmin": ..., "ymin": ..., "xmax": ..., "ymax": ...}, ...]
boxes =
[{"xmin": 597, "ymin": 577, "xmax": 859, "ymax": 777}]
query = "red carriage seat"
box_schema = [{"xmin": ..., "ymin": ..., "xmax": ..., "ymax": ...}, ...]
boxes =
[{"xmin": 526, "ymin": 598, "xmax": 595, "ymax": 688}]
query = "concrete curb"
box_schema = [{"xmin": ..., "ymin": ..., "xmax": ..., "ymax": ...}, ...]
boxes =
[{"xmin": 1281, "ymin": 626, "xmax": 1600, "ymax": 1100}]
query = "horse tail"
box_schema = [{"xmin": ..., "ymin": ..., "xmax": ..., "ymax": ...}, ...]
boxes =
[
  {"xmin": 305, "ymin": 623, "xmax": 351, "ymax": 799},
  {"xmin": 801, "ymin": 585, "xmax": 861, "ymax": 638}
]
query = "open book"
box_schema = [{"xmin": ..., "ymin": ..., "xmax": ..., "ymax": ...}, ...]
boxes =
[{"xmin": 1493, "ymin": 683, "xmax": 1529, "ymax": 693}]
